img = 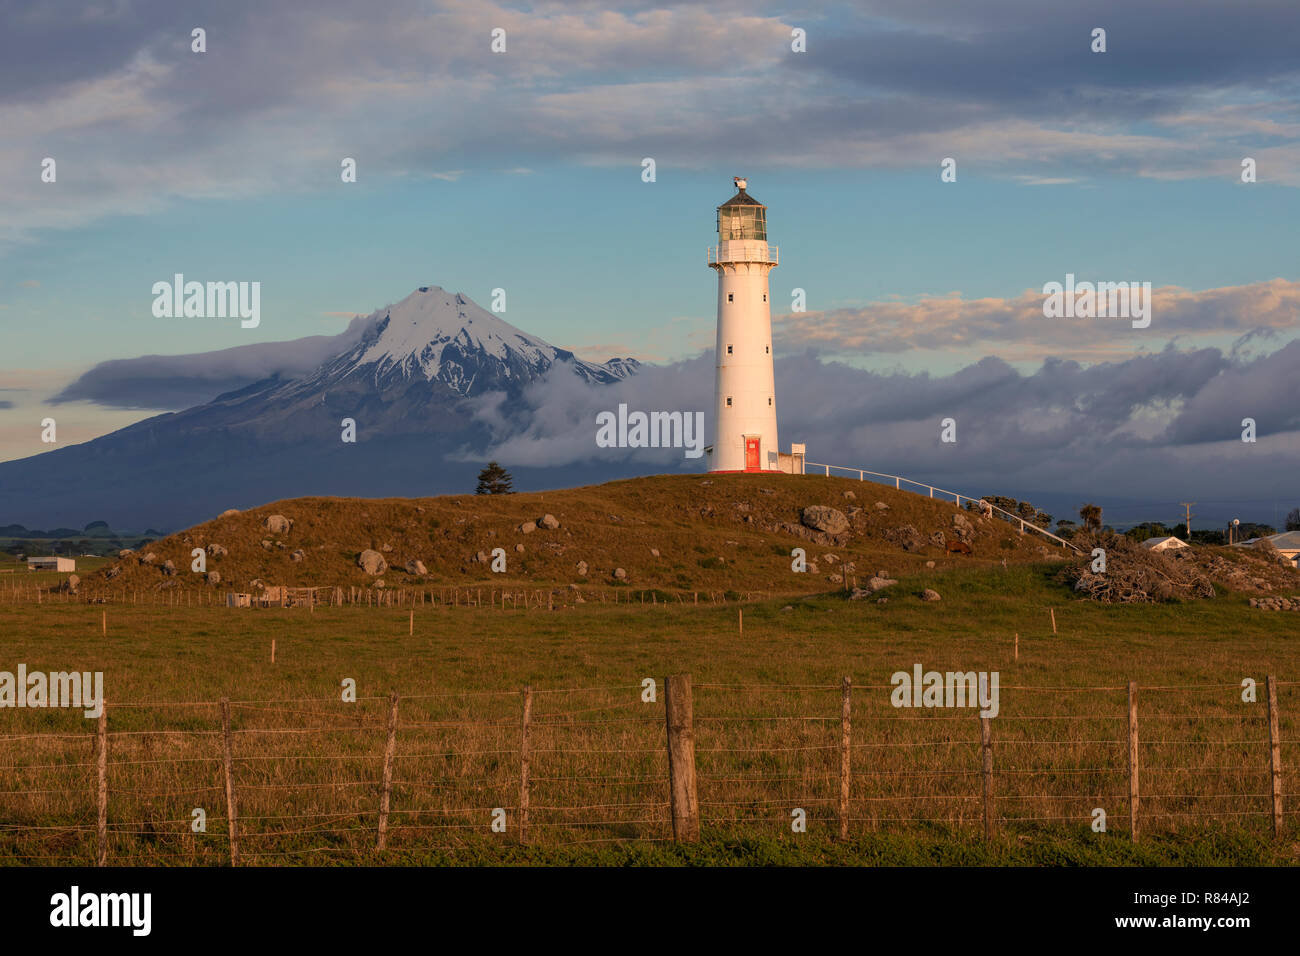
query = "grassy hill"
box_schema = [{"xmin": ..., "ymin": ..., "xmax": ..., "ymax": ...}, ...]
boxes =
[{"xmin": 88, "ymin": 474, "xmax": 1071, "ymax": 596}]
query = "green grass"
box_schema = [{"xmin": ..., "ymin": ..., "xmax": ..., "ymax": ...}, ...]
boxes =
[{"xmin": 1, "ymin": 561, "xmax": 1297, "ymax": 866}]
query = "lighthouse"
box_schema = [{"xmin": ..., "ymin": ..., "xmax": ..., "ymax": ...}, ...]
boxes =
[{"xmin": 707, "ymin": 177, "xmax": 780, "ymax": 473}]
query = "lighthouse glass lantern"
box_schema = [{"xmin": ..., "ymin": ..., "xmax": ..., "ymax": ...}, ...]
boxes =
[{"xmin": 707, "ymin": 177, "xmax": 780, "ymax": 473}]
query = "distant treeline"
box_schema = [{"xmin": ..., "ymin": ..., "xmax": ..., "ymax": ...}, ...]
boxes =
[
  {"xmin": 973, "ymin": 496, "xmax": 1298, "ymax": 544},
  {"xmin": 0, "ymin": 521, "xmax": 163, "ymax": 539}
]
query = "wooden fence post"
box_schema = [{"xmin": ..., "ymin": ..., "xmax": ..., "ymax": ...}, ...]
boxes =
[
  {"xmin": 96, "ymin": 705, "xmax": 108, "ymax": 866},
  {"xmin": 980, "ymin": 715, "xmax": 994, "ymax": 840},
  {"xmin": 519, "ymin": 686, "xmax": 533, "ymax": 844},
  {"xmin": 839, "ymin": 676, "xmax": 851, "ymax": 841},
  {"xmin": 665, "ymin": 674, "xmax": 699, "ymax": 842},
  {"xmin": 376, "ymin": 692, "xmax": 400, "ymax": 850},
  {"xmin": 1127, "ymin": 680, "xmax": 1139, "ymax": 842},
  {"xmin": 220, "ymin": 698, "xmax": 240, "ymax": 866},
  {"xmin": 1267, "ymin": 675, "xmax": 1283, "ymax": 839}
]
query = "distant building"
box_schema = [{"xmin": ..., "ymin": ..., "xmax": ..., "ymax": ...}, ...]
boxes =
[
  {"xmin": 27, "ymin": 556, "xmax": 76, "ymax": 571},
  {"xmin": 1235, "ymin": 531, "xmax": 1300, "ymax": 568},
  {"xmin": 1142, "ymin": 536, "xmax": 1189, "ymax": 552}
]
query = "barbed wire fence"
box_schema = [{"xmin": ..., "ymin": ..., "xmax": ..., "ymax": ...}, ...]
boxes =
[{"xmin": 0, "ymin": 677, "xmax": 1293, "ymax": 864}]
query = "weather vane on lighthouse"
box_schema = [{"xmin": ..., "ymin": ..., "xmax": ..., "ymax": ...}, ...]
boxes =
[{"xmin": 705, "ymin": 177, "xmax": 801, "ymax": 473}]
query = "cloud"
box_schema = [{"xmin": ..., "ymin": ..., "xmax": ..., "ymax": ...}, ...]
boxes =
[
  {"xmin": 464, "ymin": 338, "xmax": 1300, "ymax": 514},
  {"xmin": 49, "ymin": 316, "xmax": 370, "ymax": 409},
  {"xmin": 2, "ymin": 0, "xmax": 1299, "ymax": 245},
  {"xmin": 773, "ymin": 279, "xmax": 1300, "ymax": 362}
]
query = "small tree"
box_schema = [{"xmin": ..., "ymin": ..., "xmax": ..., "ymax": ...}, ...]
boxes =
[
  {"xmin": 475, "ymin": 462, "xmax": 514, "ymax": 495},
  {"xmin": 1079, "ymin": 503, "xmax": 1102, "ymax": 532},
  {"xmin": 1287, "ymin": 508, "xmax": 1300, "ymax": 532}
]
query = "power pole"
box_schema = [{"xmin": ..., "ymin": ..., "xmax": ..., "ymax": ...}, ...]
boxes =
[{"xmin": 1180, "ymin": 502, "xmax": 1196, "ymax": 539}]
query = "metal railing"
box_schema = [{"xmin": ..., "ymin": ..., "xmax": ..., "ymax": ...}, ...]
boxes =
[
  {"xmin": 803, "ymin": 461, "xmax": 1082, "ymax": 553},
  {"xmin": 707, "ymin": 244, "xmax": 778, "ymax": 266}
]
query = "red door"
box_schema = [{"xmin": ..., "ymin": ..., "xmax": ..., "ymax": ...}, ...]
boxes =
[{"xmin": 745, "ymin": 438, "xmax": 760, "ymax": 472}]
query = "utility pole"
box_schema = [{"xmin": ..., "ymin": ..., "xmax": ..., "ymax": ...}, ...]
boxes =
[{"xmin": 1180, "ymin": 502, "xmax": 1196, "ymax": 539}]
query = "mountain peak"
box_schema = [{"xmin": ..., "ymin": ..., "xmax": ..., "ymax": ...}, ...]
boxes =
[
  {"xmin": 300, "ymin": 286, "xmax": 637, "ymax": 398},
  {"xmin": 352, "ymin": 286, "xmax": 551, "ymax": 381}
]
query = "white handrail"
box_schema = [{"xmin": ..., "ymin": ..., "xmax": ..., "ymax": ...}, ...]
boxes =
[{"xmin": 803, "ymin": 460, "xmax": 1082, "ymax": 553}]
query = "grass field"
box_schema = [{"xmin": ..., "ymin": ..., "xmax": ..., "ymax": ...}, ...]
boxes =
[{"xmin": 1, "ymin": 561, "xmax": 1298, "ymax": 866}]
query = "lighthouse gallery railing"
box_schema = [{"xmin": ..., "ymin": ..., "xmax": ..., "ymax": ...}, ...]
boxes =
[{"xmin": 707, "ymin": 245, "xmax": 778, "ymax": 265}]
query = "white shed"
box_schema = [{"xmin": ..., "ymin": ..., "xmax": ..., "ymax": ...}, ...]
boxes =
[
  {"xmin": 27, "ymin": 556, "xmax": 76, "ymax": 571},
  {"xmin": 1142, "ymin": 536, "xmax": 1189, "ymax": 552}
]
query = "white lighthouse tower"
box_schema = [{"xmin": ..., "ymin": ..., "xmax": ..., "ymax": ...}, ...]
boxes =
[{"xmin": 707, "ymin": 177, "xmax": 780, "ymax": 473}]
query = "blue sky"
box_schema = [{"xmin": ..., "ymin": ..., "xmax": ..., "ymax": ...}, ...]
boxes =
[{"xmin": 1, "ymin": 0, "xmax": 1298, "ymax": 525}]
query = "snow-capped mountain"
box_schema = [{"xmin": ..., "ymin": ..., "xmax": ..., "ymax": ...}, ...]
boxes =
[
  {"xmin": 313, "ymin": 286, "xmax": 635, "ymax": 396},
  {"xmin": 0, "ymin": 287, "xmax": 644, "ymax": 528}
]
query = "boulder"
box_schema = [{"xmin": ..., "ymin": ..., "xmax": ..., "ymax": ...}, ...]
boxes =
[
  {"xmin": 650, "ymin": 548, "xmax": 661, "ymax": 558},
  {"xmin": 576, "ymin": 561, "xmax": 588, "ymax": 576},
  {"xmin": 929, "ymin": 530, "xmax": 947, "ymax": 548},
  {"xmin": 520, "ymin": 521, "xmax": 537, "ymax": 535},
  {"xmin": 381, "ymin": 543, "xmax": 393, "ymax": 553},
  {"xmin": 801, "ymin": 506, "xmax": 850, "ymax": 535},
  {"xmin": 206, "ymin": 543, "xmax": 228, "ymax": 559},
  {"xmin": 874, "ymin": 501, "xmax": 890, "ymax": 511},
  {"xmin": 866, "ymin": 575, "xmax": 898, "ymax": 593},
  {"xmin": 219, "ymin": 508, "xmax": 240, "ymax": 518},
  {"xmin": 161, "ymin": 560, "xmax": 176, "ymax": 576},
  {"xmin": 105, "ymin": 566, "xmax": 121, "ymax": 580},
  {"xmin": 65, "ymin": 574, "xmax": 80, "ymax": 593},
  {"xmin": 358, "ymin": 549, "xmax": 387, "ymax": 575},
  {"xmin": 951, "ymin": 512, "xmax": 975, "ymax": 541},
  {"xmin": 613, "ymin": 568, "xmax": 627, "ymax": 580},
  {"xmin": 538, "ymin": 514, "xmax": 560, "ymax": 530},
  {"xmin": 263, "ymin": 514, "xmax": 292, "ymax": 534},
  {"xmin": 290, "ymin": 550, "xmax": 306, "ymax": 563},
  {"xmin": 885, "ymin": 525, "xmax": 925, "ymax": 552},
  {"xmin": 118, "ymin": 549, "xmax": 134, "ymax": 558},
  {"xmin": 206, "ymin": 571, "xmax": 221, "ymax": 585},
  {"xmin": 141, "ymin": 552, "xmax": 157, "ymax": 565},
  {"xmin": 514, "ymin": 543, "xmax": 525, "ymax": 553},
  {"xmin": 842, "ymin": 490, "xmax": 856, "ymax": 500},
  {"xmin": 405, "ymin": 559, "xmax": 428, "ymax": 576},
  {"xmin": 261, "ymin": 540, "xmax": 273, "ymax": 550},
  {"xmin": 920, "ymin": 588, "xmax": 941, "ymax": 602}
]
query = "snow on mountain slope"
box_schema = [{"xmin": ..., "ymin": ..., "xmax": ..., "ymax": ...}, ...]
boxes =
[{"xmin": 297, "ymin": 286, "xmax": 636, "ymax": 397}]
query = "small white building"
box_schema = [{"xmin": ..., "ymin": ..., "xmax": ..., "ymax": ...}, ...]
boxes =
[
  {"xmin": 1236, "ymin": 531, "xmax": 1300, "ymax": 568},
  {"xmin": 27, "ymin": 556, "xmax": 76, "ymax": 571},
  {"xmin": 1142, "ymin": 536, "xmax": 1189, "ymax": 552}
]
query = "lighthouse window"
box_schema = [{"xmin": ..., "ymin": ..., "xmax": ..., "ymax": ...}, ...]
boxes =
[
  {"xmin": 726, "ymin": 397, "xmax": 732, "ymax": 406},
  {"xmin": 762, "ymin": 294, "xmax": 767, "ymax": 301},
  {"xmin": 769, "ymin": 397, "xmax": 773, "ymax": 405},
  {"xmin": 727, "ymin": 293, "xmax": 733, "ymax": 302},
  {"xmin": 765, "ymin": 345, "xmax": 769, "ymax": 353},
  {"xmin": 727, "ymin": 345, "xmax": 733, "ymax": 354}
]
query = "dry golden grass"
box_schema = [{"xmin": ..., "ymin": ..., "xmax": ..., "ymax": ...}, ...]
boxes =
[{"xmin": 71, "ymin": 474, "xmax": 1066, "ymax": 600}]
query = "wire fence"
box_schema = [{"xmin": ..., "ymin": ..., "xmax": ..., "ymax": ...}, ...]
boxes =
[
  {"xmin": 0, "ymin": 678, "xmax": 1294, "ymax": 864},
  {"xmin": 0, "ymin": 578, "xmax": 775, "ymax": 609}
]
